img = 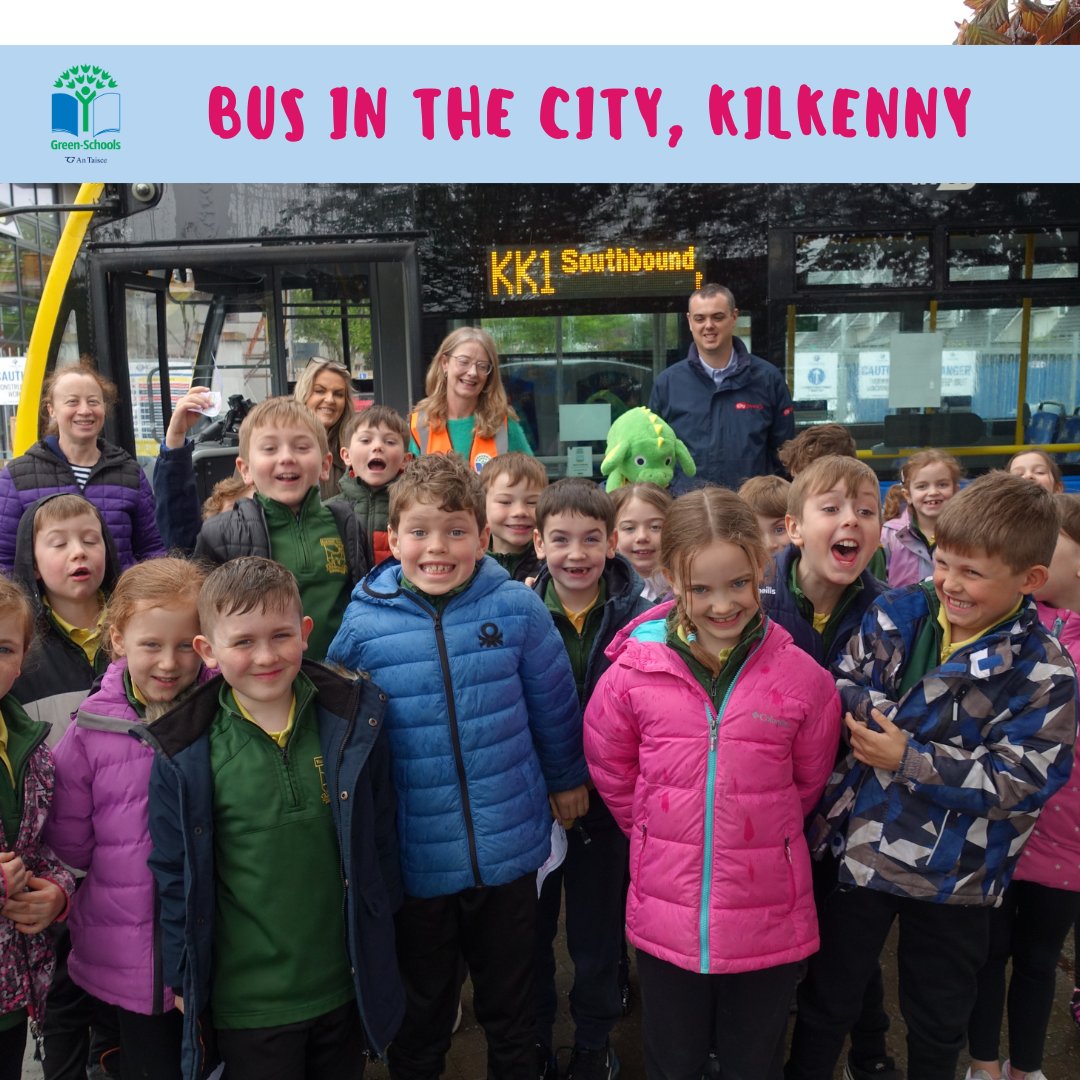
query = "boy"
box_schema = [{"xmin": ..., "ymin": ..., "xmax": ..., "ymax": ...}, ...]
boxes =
[
  {"xmin": 327, "ymin": 404, "xmax": 412, "ymax": 567},
  {"xmin": 738, "ymin": 474, "xmax": 791, "ymax": 556},
  {"xmin": 786, "ymin": 472, "xmax": 1078, "ymax": 1080},
  {"xmin": 482, "ymin": 451, "xmax": 547, "ymax": 583},
  {"xmin": 145, "ymin": 557, "xmax": 403, "ymax": 1080},
  {"xmin": 11, "ymin": 493, "xmax": 118, "ymax": 740},
  {"xmin": 531, "ymin": 478, "xmax": 650, "ymax": 1080},
  {"xmin": 194, "ymin": 397, "xmax": 368, "ymax": 659},
  {"xmin": 760, "ymin": 455, "xmax": 895, "ymax": 1080},
  {"xmin": 777, "ymin": 422, "xmax": 857, "ymax": 476},
  {"xmin": 326, "ymin": 454, "xmax": 586, "ymax": 1080}
]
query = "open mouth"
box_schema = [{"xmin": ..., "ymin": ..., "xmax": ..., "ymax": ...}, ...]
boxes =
[
  {"xmin": 421, "ymin": 562, "xmax": 455, "ymax": 576},
  {"xmin": 69, "ymin": 567, "xmax": 92, "ymax": 581},
  {"xmin": 275, "ymin": 471, "xmax": 302, "ymax": 483},
  {"xmin": 831, "ymin": 540, "xmax": 860, "ymax": 566},
  {"xmin": 706, "ymin": 611, "xmax": 742, "ymax": 628},
  {"xmin": 365, "ymin": 457, "xmax": 387, "ymax": 473}
]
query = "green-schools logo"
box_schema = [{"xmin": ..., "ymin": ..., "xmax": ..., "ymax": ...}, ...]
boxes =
[{"xmin": 51, "ymin": 65, "xmax": 122, "ymax": 152}]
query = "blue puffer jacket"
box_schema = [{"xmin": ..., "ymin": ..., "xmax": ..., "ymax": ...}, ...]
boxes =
[
  {"xmin": 648, "ymin": 338, "xmax": 794, "ymax": 493},
  {"xmin": 759, "ymin": 544, "xmax": 885, "ymax": 668},
  {"xmin": 327, "ymin": 556, "xmax": 587, "ymax": 899},
  {"xmin": 144, "ymin": 662, "xmax": 403, "ymax": 1080}
]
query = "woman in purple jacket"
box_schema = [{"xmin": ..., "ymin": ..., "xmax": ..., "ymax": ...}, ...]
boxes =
[
  {"xmin": 44, "ymin": 558, "xmax": 207, "ymax": 1080},
  {"xmin": 0, "ymin": 361, "xmax": 165, "ymax": 574}
]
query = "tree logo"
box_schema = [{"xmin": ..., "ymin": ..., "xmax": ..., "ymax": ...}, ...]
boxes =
[{"xmin": 51, "ymin": 65, "xmax": 121, "ymax": 141}]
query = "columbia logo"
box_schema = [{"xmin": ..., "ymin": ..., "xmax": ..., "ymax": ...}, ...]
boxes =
[{"xmin": 752, "ymin": 710, "xmax": 790, "ymax": 729}]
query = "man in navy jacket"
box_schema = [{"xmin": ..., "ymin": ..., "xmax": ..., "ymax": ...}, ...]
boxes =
[{"xmin": 649, "ymin": 283, "xmax": 794, "ymax": 493}]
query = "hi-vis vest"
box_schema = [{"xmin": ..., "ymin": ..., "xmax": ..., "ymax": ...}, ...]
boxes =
[{"xmin": 409, "ymin": 410, "xmax": 508, "ymax": 473}]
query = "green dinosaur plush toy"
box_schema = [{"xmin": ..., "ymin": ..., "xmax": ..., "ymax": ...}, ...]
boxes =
[{"xmin": 600, "ymin": 407, "xmax": 696, "ymax": 492}]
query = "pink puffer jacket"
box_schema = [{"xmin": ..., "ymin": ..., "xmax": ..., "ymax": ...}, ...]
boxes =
[
  {"xmin": 583, "ymin": 604, "xmax": 841, "ymax": 975},
  {"xmin": 1013, "ymin": 604, "xmax": 1080, "ymax": 892},
  {"xmin": 880, "ymin": 509, "xmax": 933, "ymax": 589}
]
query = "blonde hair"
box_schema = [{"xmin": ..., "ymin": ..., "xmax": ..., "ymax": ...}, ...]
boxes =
[
  {"xmin": 413, "ymin": 327, "xmax": 517, "ymax": 439},
  {"xmin": 201, "ymin": 476, "xmax": 252, "ymax": 521},
  {"xmin": 788, "ymin": 456, "xmax": 882, "ymax": 523},
  {"xmin": 31, "ymin": 494, "xmax": 103, "ymax": 538},
  {"xmin": 0, "ymin": 575, "xmax": 36, "ymax": 653},
  {"xmin": 237, "ymin": 397, "xmax": 329, "ymax": 460},
  {"xmin": 661, "ymin": 487, "xmax": 765, "ymax": 676},
  {"xmin": 480, "ymin": 451, "xmax": 548, "ymax": 493},
  {"xmin": 882, "ymin": 484, "xmax": 907, "ymax": 523},
  {"xmin": 900, "ymin": 449, "xmax": 963, "ymax": 491},
  {"xmin": 389, "ymin": 454, "xmax": 486, "ymax": 531},
  {"xmin": 777, "ymin": 423, "xmax": 857, "ymax": 475},
  {"xmin": 103, "ymin": 558, "xmax": 206, "ymax": 656},
  {"xmin": 41, "ymin": 359, "xmax": 118, "ymax": 438},
  {"xmin": 293, "ymin": 358, "xmax": 354, "ymax": 460},
  {"xmin": 936, "ymin": 471, "xmax": 1059, "ymax": 573},
  {"xmin": 737, "ymin": 475, "xmax": 790, "ymax": 519}
]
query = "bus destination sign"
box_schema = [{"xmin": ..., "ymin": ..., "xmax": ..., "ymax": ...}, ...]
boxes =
[{"xmin": 487, "ymin": 244, "xmax": 703, "ymax": 301}]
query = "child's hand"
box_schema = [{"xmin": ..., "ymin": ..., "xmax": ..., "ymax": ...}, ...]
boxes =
[
  {"xmin": 549, "ymin": 785, "xmax": 590, "ymax": 828},
  {"xmin": 0, "ymin": 851, "xmax": 29, "ymax": 897},
  {"xmin": 165, "ymin": 387, "xmax": 215, "ymax": 449},
  {"xmin": 846, "ymin": 709, "xmax": 908, "ymax": 772},
  {"xmin": 1, "ymin": 876, "xmax": 67, "ymax": 934},
  {"xmin": 174, "ymin": 995, "xmax": 185, "ymax": 1015}
]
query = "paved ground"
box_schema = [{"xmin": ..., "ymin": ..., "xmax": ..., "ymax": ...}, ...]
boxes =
[{"xmin": 21, "ymin": 926, "xmax": 1080, "ymax": 1078}]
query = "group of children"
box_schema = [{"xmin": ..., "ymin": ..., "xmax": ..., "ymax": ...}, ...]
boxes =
[{"xmin": 2, "ymin": 373, "xmax": 1080, "ymax": 1080}]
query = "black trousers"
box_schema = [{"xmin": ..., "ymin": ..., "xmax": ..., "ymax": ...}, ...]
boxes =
[
  {"xmin": 0, "ymin": 1021, "xmax": 27, "ymax": 1080},
  {"xmin": 968, "ymin": 879, "xmax": 1080, "ymax": 1073},
  {"xmin": 637, "ymin": 948, "xmax": 802, "ymax": 1080},
  {"xmin": 215, "ymin": 999, "xmax": 366, "ymax": 1080},
  {"xmin": 535, "ymin": 800, "xmax": 628, "ymax": 1049},
  {"xmin": 389, "ymin": 873, "xmax": 537, "ymax": 1080},
  {"xmin": 115, "ymin": 1007, "xmax": 183, "ymax": 1080},
  {"xmin": 785, "ymin": 885, "xmax": 990, "ymax": 1080}
]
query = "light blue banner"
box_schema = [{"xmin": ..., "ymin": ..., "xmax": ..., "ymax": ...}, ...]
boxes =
[{"xmin": 8, "ymin": 46, "xmax": 1078, "ymax": 181}]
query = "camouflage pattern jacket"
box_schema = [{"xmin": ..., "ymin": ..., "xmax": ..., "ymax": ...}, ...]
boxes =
[{"xmin": 814, "ymin": 582, "xmax": 1077, "ymax": 906}]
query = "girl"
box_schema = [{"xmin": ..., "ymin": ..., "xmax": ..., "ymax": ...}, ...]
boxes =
[
  {"xmin": 964, "ymin": 494, "xmax": 1080, "ymax": 1080},
  {"xmin": 611, "ymin": 482, "xmax": 673, "ymax": 602},
  {"xmin": 0, "ymin": 360, "xmax": 166, "ymax": 575},
  {"xmin": 0, "ymin": 576, "xmax": 73, "ymax": 1080},
  {"xmin": 293, "ymin": 357, "xmax": 355, "ymax": 499},
  {"xmin": 1008, "ymin": 449, "xmax": 1065, "ymax": 494},
  {"xmin": 880, "ymin": 449, "xmax": 962, "ymax": 588},
  {"xmin": 583, "ymin": 487, "xmax": 841, "ymax": 1080},
  {"xmin": 45, "ymin": 558, "xmax": 208, "ymax": 1080}
]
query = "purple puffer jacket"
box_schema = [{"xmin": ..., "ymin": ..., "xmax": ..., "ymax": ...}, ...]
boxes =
[
  {"xmin": 880, "ymin": 508, "xmax": 933, "ymax": 589},
  {"xmin": 0, "ymin": 438, "xmax": 165, "ymax": 574},
  {"xmin": 0, "ymin": 696, "xmax": 75, "ymax": 1023},
  {"xmin": 1013, "ymin": 603, "xmax": 1080, "ymax": 892},
  {"xmin": 44, "ymin": 660, "xmax": 207, "ymax": 1015},
  {"xmin": 584, "ymin": 604, "xmax": 841, "ymax": 975}
]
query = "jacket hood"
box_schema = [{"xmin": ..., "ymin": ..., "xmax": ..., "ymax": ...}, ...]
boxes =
[
  {"xmin": 605, "ymin": 599, "xmax": 676, "ymax": 664},
  {"xmin": 13, "ymin": 493, "xmax": 121, "ymax": 618},
  {"xmin": 881, "ymin": 507, "xmax": 914, "ymax": 537}
]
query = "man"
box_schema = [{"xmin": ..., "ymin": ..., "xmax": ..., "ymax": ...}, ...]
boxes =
[{"xmin": 648, "ymin": 284, "xmax": 794, "ymax": 493}]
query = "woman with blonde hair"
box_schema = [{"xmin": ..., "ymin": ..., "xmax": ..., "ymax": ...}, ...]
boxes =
[
  {"xmin": 293, "ymin": 357, "xmax": 355, "ymax": 497},
  {"xmin": 409, "ymin": 327, "xmax": 532, "ymax": 473}
]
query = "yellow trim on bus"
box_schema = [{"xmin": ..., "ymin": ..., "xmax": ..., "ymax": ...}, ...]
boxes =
[
  {"xmin": 858, "ymin": 443, "xmax": 1080, "ymax": 462},
  {"xmin": 14, "ymin": 182, "xmax": 105, "ymax": 455}
]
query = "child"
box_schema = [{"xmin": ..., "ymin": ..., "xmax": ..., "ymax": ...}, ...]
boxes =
[
  {"xmin": 761, "ymin": 455, "xmax": 885, "ymax": 667},
  {"xmin": 583, "ymin": 487, "xmax": 841, "ymax": 1080},
  {"xmin": 737, "ymin": 474, "xmax": 791, "ymax": 558},
  {"xmin": 1008, "ymin": 449, "xmax": 1065, "ymax": 494},
  {"xmin": 146, "ymin": 557, "xmax": 403, "ymax": 1080},
  {"xmin": 11, "ymin": 493, "xmax": 119, "ymax": 740},
  {"xmin": 201, "ymin": 475, "xmax": 254, "ymax": 520},
  {"xmin": 194, "ymin": 396, "xmax": 369, "ymax": 659},
  {"xmin": 326, "ymin": 454, "xmax": 585, "ymax": 1080},
  {"xmin": 964, "ymin": 493, "xmax": 1080, "ymax": 1080},
  {"xmin": 611, "ymin": 482, "xmax": 674, "ymax": 601},
  {"xmin": 778, "ymin": 423, "xmax": 857, "ymax": 476},
  {"xmin": 531, "ymin": 478, "xmax": 651, "ymax": 1078},
  {"xmin": 0, "ymin": 576, "xmax": 75, "ymax": 1080},
  {"xmin": 759, "ymin": 455, "xmax": 894, "ymax": 1080},
  {"xmin": 787, "ymin": 471, "xmax": 1078, "ymax": 1080},
  {"xmin": 880, "ymin": 449, "xmax": 962, "ymax": 589},
  {"xmin": 482, "ymin": 451, "xmax": 547, "ymax": 583},
  {"xmin": 327, "ymin": 404, "xmax": 412, "ymax": 567},
  {"xmin": 45, "ymin": 558, "xmax": 207, "ymax": 1080}
]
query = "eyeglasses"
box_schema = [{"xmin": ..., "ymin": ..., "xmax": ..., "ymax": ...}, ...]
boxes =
[{"xmin": 448, "ymin": 354, "xmax": 493, "ymax": 376}]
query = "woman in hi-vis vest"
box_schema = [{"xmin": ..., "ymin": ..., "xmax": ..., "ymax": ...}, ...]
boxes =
[{"xmin": 409, "ymin": 327, "xmax": 533, "ymax": 473}]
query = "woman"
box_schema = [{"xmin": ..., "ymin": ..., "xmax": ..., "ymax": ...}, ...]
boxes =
[
  {"xmin": 293, "ymin": 357, "xmax": 355, "ymax": 497},
  {"xmin": 0, "ymin": 360, "xmax": 165, "ymax": 573},
  {"xmin": 409, "ymin": 327, "xmax": 532, "ymax": 472}
]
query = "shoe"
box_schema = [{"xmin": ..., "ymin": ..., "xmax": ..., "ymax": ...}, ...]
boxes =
[
  {"xmin": 452, "ymin": 996, "xmax": 463, "ymax": 1034},
  {"xmin": 1003, "ymin": 1062, "xmax": 1049, "ymax": 1080},
  {"xmin": 843, "ymin": 1055, "xmax": 902, "ymax": 1080},
  {"xmin": 566, "ymin": 1043, "xmax": 619, "ymax": 1080},
  {"xmin": 537, "ymin": 1042, "xmax": 557, "ymax": 1080},
  {"xmin": 1071, "ymin": 986, "xmax": 1080, "ymax": 1030},
  {"xmin": 964, "ymin": 1069, "xmax": 999, "ymax": 1080}
]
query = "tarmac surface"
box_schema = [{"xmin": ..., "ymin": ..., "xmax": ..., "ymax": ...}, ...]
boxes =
[{"xmin": 20, "ymin": 922, "xmax": 1080, "ymax": 1079}]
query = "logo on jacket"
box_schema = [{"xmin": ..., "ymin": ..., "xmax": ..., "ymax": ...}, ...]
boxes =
[
  {"xmin": 474, "ymin": 453, "xmax": 493, "ymax": 473},
  {"xmin": 735, "ymin": 401, "xmax": 765, "ymax": 410},
  {"xmin": 321, "ymin": 537, "xmax": 347, "ymax": 575},
  {"xmin": 314, "ymin": 755, "xmax": 330, "ymax": 804},
  {"xmin": 478, "ymin": 622, "xmax": 503, "ymax": 648}
]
